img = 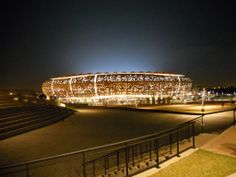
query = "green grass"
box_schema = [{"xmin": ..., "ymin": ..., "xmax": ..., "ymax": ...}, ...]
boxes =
[{"xmin": 151, "ymin": 150, "xmax": 236, "ymax": 177}]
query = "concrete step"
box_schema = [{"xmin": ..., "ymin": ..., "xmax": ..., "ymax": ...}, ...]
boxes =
[
  {"xmin": 0, "ymin": 105, "xmax": 55, "ymax": 118},
  {"xmin": 0, "ymin": 108, "xmax": 67, "ymax": 128},
  {"xmin": 0, "ymin": 111, "xmax": 73, "ymax": 140},
  {"xmin": 0, "ymin": 106, "xmax": 64, "ymax": 123},
  {"xmin": 0, "ymin": 109, "xmax": 69, "ymax": 134}
]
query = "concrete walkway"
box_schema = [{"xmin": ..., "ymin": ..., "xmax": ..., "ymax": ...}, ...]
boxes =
[
  {"xmin": 138, "ymin": 104, "xmax": 236, "ymax": 115},
  {"xmin": 228, "ymin": 173, "xmax": 236, "ymax": 177},
  {"xmin": 201, "ymin": 126, "xmax": 236, "ymax": 157}
]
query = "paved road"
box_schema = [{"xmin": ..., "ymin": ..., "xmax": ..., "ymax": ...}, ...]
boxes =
[{"xmin": 0, "ymin": 108, "xmax": 234, "ymax": 166}]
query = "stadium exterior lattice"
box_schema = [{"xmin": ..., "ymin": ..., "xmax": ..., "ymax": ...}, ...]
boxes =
[{"xmin": 42, "ymin": 72, "xmax": 192, "ymax": 105}]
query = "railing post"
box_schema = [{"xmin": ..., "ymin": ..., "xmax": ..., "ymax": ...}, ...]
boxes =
[
  {"xmin": 188, "ymin": 124, "xmax": 191, "ymax": 142},
  {"xmin": 169, "ymin": 134, "xmax": 172, "ymax": 154},
  {"xmin": 156, "ymin": 139, "xmax": 159, "ymax": 167},
  {"xmin": 233, "ymin": 109, "xmax": 235, "ymax": 126},
  {"xmin": 104, "ymin": 156, "xmax": 107, "ymax": 175},
  {"xmin": 176, "ymin": 130, "xmax": 180, "ymax": 157},
  {"xmin": 107, "ymin": 155, "xmax": 109, "ymax": 170},
  {"xmin": 146, "ymin": 141, "xmax": 148, "ymax": 153},
  {"xmin": 83, "ymin": 152, "xmax": 86, "ymax": 177},
  {"xmin": 149, "ymin": 141, "xmax": 152, "ymax": 160},
  {"xmin": 132, "ymin": 146, "xmax": 135, "ymax": 166},
  {"xmin": 127, "ymin": 146, "xmax": 130, "ymax": 163},
  {"xmin": 201, "ymin": 115, "xmax": 204, "ymax": 133},
  {"xmin": 117, "ymin": 150, "xmax": 120, "ymax": 171},
  {"xmin": 192, "ymin": 122, "xmax": 196, "ymax": 148},
  {"xmin": 93, "ymin": 161, "xmax": 96, "ymax": 177},
  {"xmin": 140, "ymin": 144, "xmax": 143, "ymax": 159},
  {"xmin": 26, "ymin": 164, "xmax": 29, "ymax": 177},
  {"xmin": 125, "ymin": 146, "xmax": 129, "ymax": 176}
]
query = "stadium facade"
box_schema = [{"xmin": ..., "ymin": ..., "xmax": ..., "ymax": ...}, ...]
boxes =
[{"xmin": 42, "ymin": 72, "xmax": 192, "ymax": 105}]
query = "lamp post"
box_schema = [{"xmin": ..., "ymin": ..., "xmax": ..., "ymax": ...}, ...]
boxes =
[
  {"xmin": 201, "ymin": 88, "xmax": 206, "ymax": 112},
  {"xmin": 221, "ymin": 92, "xmax": 224, "ymax": 108},
  {"xmin": 201, "ymin": 88, "xmax": 206, "ymax": 133}
]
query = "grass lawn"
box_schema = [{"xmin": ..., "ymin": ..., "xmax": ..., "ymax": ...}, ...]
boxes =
[{"xmin": 151, "ymin": 150, "xmax": 236, "ymax": 177}]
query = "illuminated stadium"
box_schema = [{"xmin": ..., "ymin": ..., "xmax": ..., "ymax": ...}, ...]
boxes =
[{"xmin": 42, "ymin": 72, "xmax": 192, "ymax": 105}]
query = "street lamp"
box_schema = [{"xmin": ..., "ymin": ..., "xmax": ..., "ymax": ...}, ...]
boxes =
[
  {"xmin": 201, "ymin": 88, "xmax": 206, "ymax": 112},
  {"xmin": 201, "ymin": 88, "xmax": 206, "ymax": 133},
  {"xmin": 221, "ymin": 92, "xmax": 224, "ymax": 108}
]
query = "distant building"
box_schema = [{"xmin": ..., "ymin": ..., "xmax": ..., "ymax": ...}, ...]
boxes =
[{"xmin": 42, "ymin": 72, "xmax": 192, "ymax": 105}]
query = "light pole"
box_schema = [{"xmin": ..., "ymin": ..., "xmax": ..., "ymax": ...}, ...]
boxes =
[
  {"xmin": 201, "ymin": 88, "xmax": 206, "ymax": 112},
  {"xmin": 221, "ymin": 92, "xmax": 224, "ymax": 108},
  {"xmin": 201, "ymin": 88, "xmax": 206, "ymax": 133}
]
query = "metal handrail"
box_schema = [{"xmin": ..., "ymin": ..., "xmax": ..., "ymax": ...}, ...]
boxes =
[
  {"xmin": 83, "ymin": 120, "xmax": 196, "ymax": 165},
  {"xmin": 1, "ymin": 108, "xmax": 235, "ymax": 170},
  {"xmin": 0, "ymin": 116, "xmax": 202, "ymax": 170}
]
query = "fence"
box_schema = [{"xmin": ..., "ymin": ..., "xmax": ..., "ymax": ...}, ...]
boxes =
[
  {"xmin": 0, "ymin": 109, "xmax": 235, "ymax": 177},
  {"xmin": 83, "ymin": 120, "xmax": 197, "ymax": 177}
]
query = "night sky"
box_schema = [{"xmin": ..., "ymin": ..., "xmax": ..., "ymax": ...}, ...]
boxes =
[{"xmin": 2, "ymin": 1, "xmax": 236, "ymax": 90}]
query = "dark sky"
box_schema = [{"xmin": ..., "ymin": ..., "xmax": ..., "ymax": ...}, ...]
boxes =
[{"xmin": 2, "ymin": 0, "xmax": 236, "ymax": 90}]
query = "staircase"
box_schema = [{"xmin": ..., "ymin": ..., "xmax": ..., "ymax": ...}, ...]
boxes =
[{"xmin": 0, "ymin": 94, "xmax": 74, "ymax": 140}]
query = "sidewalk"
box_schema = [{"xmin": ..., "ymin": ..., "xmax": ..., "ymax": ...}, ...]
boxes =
[
  {"xmin": 138, "ymin": 104, "xmax": 236, "ymax": 115},
  {"xmin": 201, "ymin": 126, "xmax": 236, "ymax": 158}
]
